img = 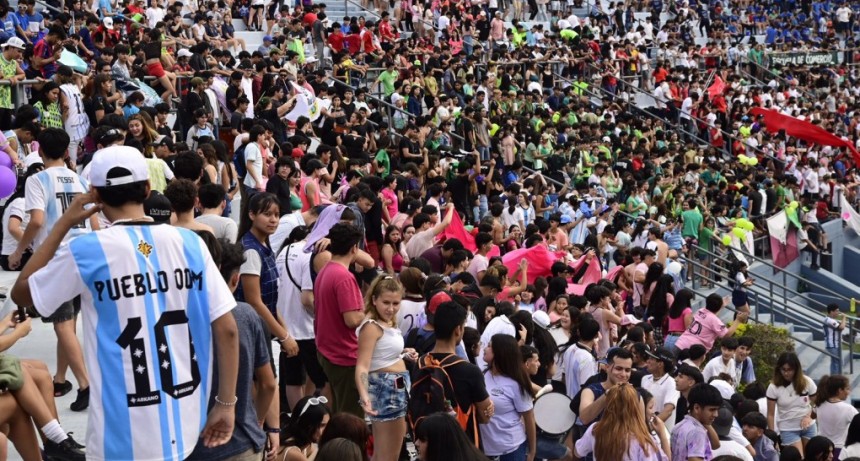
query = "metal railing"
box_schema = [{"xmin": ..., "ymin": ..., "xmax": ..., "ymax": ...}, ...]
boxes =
[
  {"xmin": 518, "ymin": 169, "xmax": 852, "ymax": 373},
  {"xmin": 326, "ymin": 74, "xmax": 467, "ymax": 147},
  {"xmin": 690, "ymin": 242, "xmax": 856, "ymax": 373},
  {"xmin": 575, "ymin": 60, "xmax": 781, "ymax": 164},
  {"xmin": 685, "ymin": 252, "xmax": 851, "ymax": 374}
]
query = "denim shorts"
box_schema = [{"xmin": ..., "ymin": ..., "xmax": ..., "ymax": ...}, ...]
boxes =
[
  {"xmin": 367, "ymin": 371, "xmax": 410, "ymax": 422},
  {"xmin": 780, "ymin": 422, "xmax": 817, "ymax": 445},
  {"xmin": 41, "ymin": 296, "xmax": 81, "ymax": 324}
]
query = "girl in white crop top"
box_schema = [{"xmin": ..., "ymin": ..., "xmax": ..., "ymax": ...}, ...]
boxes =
[{"xmin": 356, "ymin": 276, "xmax": 419, "ymax": 461}]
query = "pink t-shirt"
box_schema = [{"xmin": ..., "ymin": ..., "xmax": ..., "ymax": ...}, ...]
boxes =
[
  {"xmin": 314, "ymin": 262, "xmax": 364, "ymax": 366},
  {"xmin": 381, "ymin": 188, "xmax": 398, "ymax": 220},
  {"xmin": 667, "ymin": 307, "xmax": 692, "ymax": 333},
  {"xmin": 673, "ymin": 308, "xmax": 728, "ymax": 351}
]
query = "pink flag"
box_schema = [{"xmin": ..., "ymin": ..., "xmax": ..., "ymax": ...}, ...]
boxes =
[
  {"xmin": 502, "ymin": 245, "xmax": 563, "ymax": 284},
  {"xmin": 770, "ymin": 229, "xmax": 799, "ymax": 271}
]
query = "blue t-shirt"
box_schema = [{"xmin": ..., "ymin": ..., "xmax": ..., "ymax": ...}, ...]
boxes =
[
  {"xmin": 186, "ymin": 303, "xmax": 269, "ymax": 460},
  {"xmin": 1, "ymin": 12, "xmax": 18, "ymax": 39}
]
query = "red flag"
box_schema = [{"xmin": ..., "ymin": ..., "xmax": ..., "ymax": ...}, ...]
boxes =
[
  {"xmin": 707, "ymin": 76, "xmax": 726, "ymax": 100},
  {"xmin": 437, "ymin": 211, "xmax": 500, "ymax": 257},
  {"xmin": 750, "ymin": 107, "xmax": 860, "ymax": 164}
]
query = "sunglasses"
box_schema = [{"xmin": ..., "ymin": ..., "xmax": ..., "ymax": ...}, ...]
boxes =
[{"xmin": 299, "ymin": 396, "xmax": 328, "ymax": 417}]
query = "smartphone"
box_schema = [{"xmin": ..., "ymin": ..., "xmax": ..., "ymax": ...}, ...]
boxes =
[
  {"xmin": 16, "ymin": 305, "xmax": 26, "ymax": 323},
  {"xmin": 395, "ymin": 376, "xmax": 406, "ymax": 389}
]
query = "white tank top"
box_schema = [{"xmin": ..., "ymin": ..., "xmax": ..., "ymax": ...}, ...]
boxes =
[{"xmin": 357, "ymin": 319, "xmax": 405, "ymax": 371}]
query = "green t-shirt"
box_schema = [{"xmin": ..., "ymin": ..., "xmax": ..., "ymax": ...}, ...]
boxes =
[
  {"xmin": 378, "ymin": 70, "xmax": 398, "ymax": 97},
  {"xmin": 699, "ymin": 226, "xmax": 714, "ymax": 252},
  {"xmin": 681, "ymin": 208, "xmax": 703, "ymax": 239},
  {"xmin": 0, "ymin": 55, "xmax": 15, "ymax": 110},
  {"xmin": 375, "ymin": 149, "xmax": 390, "ymax": 178}
]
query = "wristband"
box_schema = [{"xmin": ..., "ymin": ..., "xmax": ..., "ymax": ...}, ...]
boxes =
[
  {"xmin": 264, "ymin": 425, "xmax": 281, "ymax": 434},
  {"xmin": 214, "ymin": 395, "xmax": 238, "ymax": 406}
]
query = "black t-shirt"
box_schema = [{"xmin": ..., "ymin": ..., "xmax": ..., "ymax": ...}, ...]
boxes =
[
  {"xmin": 266, "ymin": 175, "xmax": 294, "ymax": 215},
  {"xmin": 460, "ymin": 118, "xmax": 475, "ymax": 152},
  {"xmin": 765, "ymin": 188, "xmax": 778, "ymax": 213},
  {"xmin": 85, "ymin": 95, "xmax": 114, "ymax": 123},
  {"xmin": 365, "ymin": 199, "xmax": 384, "ymax": 243},
  {"xmin": 225, "ymin": 85, "xmax": 241, "ymax": 112},
  {"xmin": 748, "ymin": 189, "xmax": 763, "ymax": 217},
  {"xmin": 448, "ymin": 174, "xmax": 471, "ymax": 208},
  {"xmin": 425, "ymin": 353, "xmax": 489, "ymax": 447}
]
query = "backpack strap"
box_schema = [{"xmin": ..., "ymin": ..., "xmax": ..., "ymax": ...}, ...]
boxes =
[{"xmin": 283, "ymin": 244, "xmax": 302, "ymax": 290}]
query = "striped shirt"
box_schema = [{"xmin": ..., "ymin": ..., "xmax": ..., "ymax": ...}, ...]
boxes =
[
  {"xmin": 24, "ymin": 166, "xmax": 91, "ymax": 249},
  {"xmin": 29, "ymin": 224, "xmax": 235, "ymax": 461}
]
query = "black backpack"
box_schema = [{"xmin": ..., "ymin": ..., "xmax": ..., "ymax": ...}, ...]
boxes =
[{"xmin": 407, "ymin": 353, "xmax": 478, "ymax": 446}]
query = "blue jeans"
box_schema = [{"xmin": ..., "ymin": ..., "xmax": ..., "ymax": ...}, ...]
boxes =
[
  {"xmin": 828, "ymin": 346, "xmax": 842, "ymax": 375},
  {"xmin": 494, "ymin": 441, "xmax": 528, "ymax": 461}
]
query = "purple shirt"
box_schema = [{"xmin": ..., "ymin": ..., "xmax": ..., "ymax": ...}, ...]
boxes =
[
  {"xmin": 671, "ymin": 415, "xmax": 713, "ymax": 461},
  {"xmin": 575, "ymin": 424, "xmax": 668, "ymax": 461}
]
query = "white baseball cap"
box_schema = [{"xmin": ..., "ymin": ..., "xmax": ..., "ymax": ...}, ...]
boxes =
[
  {"xmin": 2, "ymin": 37, "xmax": 25, "ymax": 50},
  {"xmin": 89, "ymin": 146, "xmax": 149, "ymax": 187},
  {"xmin": 177, "ymin": 48, "xmax": 193, "ymax": 58},
  {"xmin": 103, "ymin": 16, "xmax": 114, "ymax": 27}
]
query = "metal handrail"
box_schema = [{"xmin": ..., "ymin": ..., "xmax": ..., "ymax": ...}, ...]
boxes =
[
  {"xmin": 741, "ymin": 56, "xmax": 819, "ymax": 102},
  {"xmin": 326, "ymin": 74, "xmax": 467, "ymax": 144},
  {"xmin": 576, "ymin": 60, "xmax": 780, "ymax": 164},
  {"xmin": 691, "ymin": 241, "xmax": 860, "ymax": 324},
  {"xmin": 342, "ymin": 0, "xmax": 437, "ymax": 30},
  {"xmin": 686, "ymin": 256, "xmax": 850, "ymax": 373},
  {"xmin": 694, "ymin": 237, "xmax": 860, "ymax": 320},
  {"xmin": 552, "ymin": 70, "xmax": 720, "ymax": 150}
]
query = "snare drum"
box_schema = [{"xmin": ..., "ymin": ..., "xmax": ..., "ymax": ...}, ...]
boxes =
[{"xmin": 533, "ymin": 392, "xmax": 576, "ymax": 436}]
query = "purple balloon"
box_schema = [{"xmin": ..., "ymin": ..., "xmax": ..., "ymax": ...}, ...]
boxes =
[
  {"xmin": 0, "ymin": 153, "xmax": 12, "ymax": 170},
  {"xmin": 0, "ymin": 166, "xmax": 16, "ymax": 198}
]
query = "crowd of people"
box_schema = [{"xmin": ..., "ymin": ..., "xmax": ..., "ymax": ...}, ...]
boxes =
[{"xmin": 0, "ymin": 0, "xmax": 857, "ymax": 458}]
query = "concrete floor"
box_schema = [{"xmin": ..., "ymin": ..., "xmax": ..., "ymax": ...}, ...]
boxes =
[{"xmin": 0, "ymin": 268, "xmax": 92, "ymax": 461}]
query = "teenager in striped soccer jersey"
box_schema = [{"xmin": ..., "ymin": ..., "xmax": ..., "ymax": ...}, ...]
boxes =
[
  {"xmin": 12, "ymin": 145, "xmax": 240, "ymax": 461},
  {"xmin": 8, "ymin": 128, "xmax": 96, "ymax": 412}
]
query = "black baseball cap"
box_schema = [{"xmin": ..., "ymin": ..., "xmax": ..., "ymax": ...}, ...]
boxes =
[{"xmin": 144, "ymin": 190, "xmax": 172, "ymax": 223}]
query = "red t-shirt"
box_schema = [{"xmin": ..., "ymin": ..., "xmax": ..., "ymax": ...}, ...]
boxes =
[
  {"xmin": 652, "ymin": 67, "xmax": 669, "ymax": 84},
  {"xmin": 345, "ymin": 34, "xmax": 361, "ymax": 54},
  {"xmin": 314, "ymin": 262, "xmax": 363, "ymax": 366},
  {"xmin": 328, "ymin": 32, "xmax": 345, "ymax": 52},
  {"xmin": 361, "ymin": 29, "xmax": 376, "ymax": 53}
]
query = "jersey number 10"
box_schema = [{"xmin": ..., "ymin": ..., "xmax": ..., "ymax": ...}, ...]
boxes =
[{"xmin": 116, "ymin": 311, "xmax": 202, "ymax": 407}]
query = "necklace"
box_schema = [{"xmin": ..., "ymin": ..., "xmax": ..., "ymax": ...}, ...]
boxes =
[{"xmin": 112, "ymin": 216, "xmax": 155, "ymax": 225}]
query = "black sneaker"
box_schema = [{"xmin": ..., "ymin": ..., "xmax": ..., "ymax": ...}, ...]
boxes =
[
  {"xmin": 70, "ymin": 388, "xmax": 89, "ymax": 412},
  {"xmin": 53, "ymin": 381, "xmax": 72, "ymax": 397},
  {"xmin": 44, "ymin": 438, "xmax": 85, "ymax": 461},
  {"xmin": 65, "ymin": 433, "xmax": 84, "ymax": 450},
  {"xmin": 811, "ymin": 264, "xmax": 821, "ymax": 271}
]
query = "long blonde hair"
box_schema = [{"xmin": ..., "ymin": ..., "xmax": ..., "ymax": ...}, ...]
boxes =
[
  {"xmin": 363, "ymin": 275, "xmax": 403, "ymax": 328},
  {"xmin": 593, "ymin": 384, "xmax": 659, "ymax": 460}
]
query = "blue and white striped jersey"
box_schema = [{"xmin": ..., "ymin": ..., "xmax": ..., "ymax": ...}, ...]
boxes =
[
  {"xmin": 29, "ymin": 224, "xmax": 236, "ymax": 461},
  {"xmin": 24, "ymin": 166, "xmax": 91, "ymax": 249}
]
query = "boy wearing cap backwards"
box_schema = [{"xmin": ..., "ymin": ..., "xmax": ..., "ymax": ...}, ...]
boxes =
[
  {"xmin": 643, "ymin": 346, "xmax": 680, "ymax": 432},
  {"xmin": 11, "ymin": 146, "xmax": 240, "ymax": 461}
]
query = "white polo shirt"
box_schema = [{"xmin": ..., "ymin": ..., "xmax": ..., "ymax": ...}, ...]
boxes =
[{"xmin": 641, "ymin": 372, "xmax": 680, "ymax": 432}]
